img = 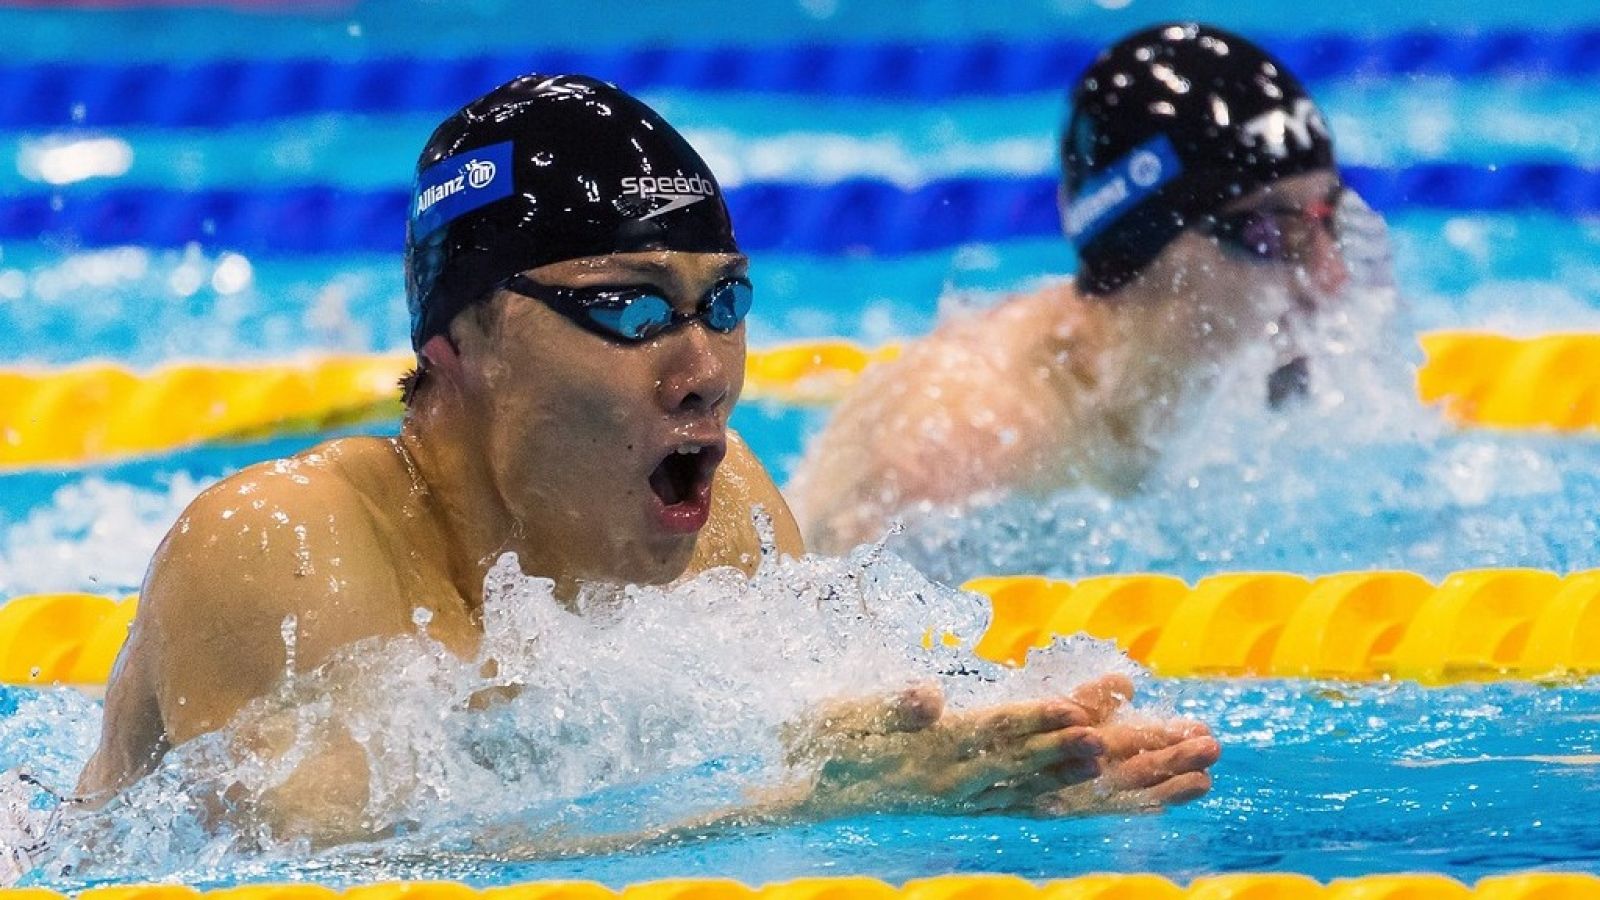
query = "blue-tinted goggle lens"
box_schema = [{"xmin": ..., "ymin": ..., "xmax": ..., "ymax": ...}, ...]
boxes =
[
  {"xmin": 585, "ymin": 293, "xmax": 675, "ymax": 340},
  {"xmin": 506, "ymin": 276, "xmax": 753, "ymax": 343},
  {"xmin": 703, "ymin": 279, "xmax": 754, "ymax": 332}
]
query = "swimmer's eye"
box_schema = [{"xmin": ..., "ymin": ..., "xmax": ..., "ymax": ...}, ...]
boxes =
[
  {"xmin": 1203, "ymin": 184, "xmax": 1344, "ymax": 263},
  {"xmin": 503, "ymin": 275, "xmax": 752, "ymax": 343}
]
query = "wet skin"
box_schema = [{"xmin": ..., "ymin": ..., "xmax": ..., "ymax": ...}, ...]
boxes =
[
  {"xmin": 792, "ymin": 171, "xmax": 1347, "ymax": 554},
  {"xmin": 77, "ymin": 250, "xmax": 1217, "ymax": 847}
]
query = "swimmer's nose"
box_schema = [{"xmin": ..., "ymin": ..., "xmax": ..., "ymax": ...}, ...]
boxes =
[
  {"xmin": 657, "ymin": 324, "xmax": 732, "ymax": 414},
  {"xmin": 1304, "ymin": 224, "xmax": 1349, "ymax": 296}
]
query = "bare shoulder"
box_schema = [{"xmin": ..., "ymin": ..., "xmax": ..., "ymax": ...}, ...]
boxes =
[
  {"xmin": 791, "ymin": 284, "xmax": 1080, "ymax": 550},
  {"xmin": 840, "ymin": 287, "xmax": 1068, "ymax": 430},
  {"xmin": 690, "ymin": 429, "xmax": 805, "ymax": 573},
  {"xmin": 138, "ymin": 437, "xmax": 413, "ymax": 741}
]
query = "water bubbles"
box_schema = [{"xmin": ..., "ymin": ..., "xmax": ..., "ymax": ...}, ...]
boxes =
[
  {"xmin": 281, "ymin": 615, "xmax": 298, "ymax": 676},
  {"xmin": 167, "ymin": 263, "xmax": 206, "ymax": 298}
]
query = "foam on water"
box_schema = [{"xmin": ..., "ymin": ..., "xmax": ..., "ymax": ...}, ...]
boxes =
[
  {"xmin": 17, "ymin": 542, "xmax": 1136, "ymax": 887},
  {"xmin": 0, "ymin": 475, "xmax": 206, "ymax": 597}
]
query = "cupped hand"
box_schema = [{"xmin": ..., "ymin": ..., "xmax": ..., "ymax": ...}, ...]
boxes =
[
  {"xmin": 1036, "ymin": 706, "xmax": 1220, "ymax": 814},
  {"xmin": 782, "ymin": 673, "xmax": 1219, "ymax": 818}
]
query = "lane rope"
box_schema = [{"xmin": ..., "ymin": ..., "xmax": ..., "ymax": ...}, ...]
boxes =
[
  {"xmin": 7, "ymin": 164, "xmax": 1599, "ymax": 256},
  {"xmin": 10, "ymin": 565, "xmax": 1600, "ymax": 685},
  {"xmin": 0, "ymin": 332, "xmax": 1594, "ymax": 468},
  {"xmin": 4, "ymin": 28, "xmax": 1598, "ymax": 129}
]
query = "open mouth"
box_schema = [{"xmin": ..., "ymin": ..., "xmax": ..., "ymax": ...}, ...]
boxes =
[
  {"xmin": 647, "ymin": 441, "xmax": 725, "ymax": 534},
  {"xmin": 1267, "ymin": 355, "xmax": 1310, "ymax": 410}
]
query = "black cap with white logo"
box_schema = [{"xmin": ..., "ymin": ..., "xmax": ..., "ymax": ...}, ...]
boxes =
[
  {"xmin": 1060, "ymin": 23, "xmax": 1336, "ymax": 296},
  {"xmin": 406, "ymin": 74, "xmax": 739, "ymax": 350}
]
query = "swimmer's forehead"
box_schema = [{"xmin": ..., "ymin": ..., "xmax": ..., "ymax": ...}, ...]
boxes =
[{"xmin": 525, "ymin": 251, "xmax": 748, "ymax": 285}]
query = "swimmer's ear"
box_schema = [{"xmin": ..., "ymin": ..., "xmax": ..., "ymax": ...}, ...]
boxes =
[
  {"xmin": 419, "ymin": 334, "xmax": 464, "ymax": 389},
  {"xmin": 421, "ymin": 333, "xmax": 461, "ymax": 368}
]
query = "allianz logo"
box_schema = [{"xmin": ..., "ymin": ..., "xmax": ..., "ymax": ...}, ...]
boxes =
[
  {"xmin": 416, "ymin": 158, "xmax": 499, "ymax": 216},
  {"xmin": 1065, "ymin": 174, "xmax": 1130, "ymax": 238},
  {"xmin": 1065, "ymin": 145, "xmax": 1165, "ymax": 238}
]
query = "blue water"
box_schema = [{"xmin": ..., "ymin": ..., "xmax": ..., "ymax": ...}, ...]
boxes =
[
  {"xmin": 9, "ymin": 81, "xmax": 1600, "ymax": 198},
  {"xmin": 9, "ymin": 0, "xmax": 1600, "ymax": 63},
  {"xmin": 6, "ymin": 677, "xmax": 1599, "ymax": 888},
  {"xmin": 5, "ymin": 210, "xmax": 1600, "ymax": 369},
  {"xmin": 3, "ymin": 0, "xmax": 1600, "ymax": 888}
]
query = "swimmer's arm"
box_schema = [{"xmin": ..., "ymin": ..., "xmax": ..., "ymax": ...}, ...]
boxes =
[
  {"xmin": 728, "ymin": 430, "xmax": 804, "ymax": 555},
  {"xmin": 491, "ymin": 675, "xmax": 1217, "ymax": 859},
  {"xmin": 117, "ymin": 472, "xmax": 402, "ymax": 842},
  {"xmin": 800, "ymin": 389, "xmax": 1027, "ymax": 553},
  {"xmin": 692, "ymin": 429, "xmax": 804, "ymax": 573},
  {"xmin": 75, "ymin": 622, "xmax": 167, "ymax": 800}
]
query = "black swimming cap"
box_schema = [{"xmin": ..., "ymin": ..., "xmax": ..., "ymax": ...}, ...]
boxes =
[
  {"xmin": 405, "ymin": 74, "xmax": 739, "ymax": 350},
  {"xmin": 1060, "ymin": 23, "xmax": 1336, "ymax": 296}
]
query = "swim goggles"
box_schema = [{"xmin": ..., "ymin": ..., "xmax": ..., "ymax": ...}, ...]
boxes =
[
  {"xmin": 1202, "ymin": 184, "xmax": 1344, "ymax": 263},
  {"xmin": 503, "ymin": 275, "xmax": 753, "ymax": 343}
]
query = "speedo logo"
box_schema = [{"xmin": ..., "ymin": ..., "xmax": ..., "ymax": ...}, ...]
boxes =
[{"xmin": 621, "ymin": 173, "xmax": 717, "ymax": 220}]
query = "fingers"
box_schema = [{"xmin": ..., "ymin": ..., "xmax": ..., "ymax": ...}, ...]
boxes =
[
  {"xmin": 1034, "ymin": 767, "xmax": 1214, "ymax": 816},
  {"xmin": 1096, "ymin": 717, "xmax": 1212, "ymax": 762},
  {"xmin": 934, "ymin": 726, "xmax": 1105, "ymax": 806},
  {"xmin": 948, "ymin": 698, "xmax": 1092, "ymax": 754},
  {"xmin": 810, "ymin": 683, "xmax": 946, "ymax": 739},
  {"xmin": 1017, "ymin": 725, "xmax": 1104, "ymax": 766},
  {"xmin": 782, "ymin": 683, "xmax": 945, "ymax": 770},
  {"xmin": 1141, "ymin": 770, "xmax": 1212, "ymax": 807},
  {"xmin": 1103, "ymin": 736, "xmax": 1222, "ymax": 791},
  {"xmin": 972, "ymin": 755, "xmax": 1103, "ymax": 809},
  {"xmin": 1066, "ymin": 674, "xmax": 1135, "ymax": 724}
]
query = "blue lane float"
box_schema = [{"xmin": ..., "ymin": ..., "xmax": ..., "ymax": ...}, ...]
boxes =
[
  {"xmin": 4, "ymin": 28, "xmax": 1600, "ymax": 130},
  {"xmin": 5, "ymin": 164, "xmax": 1598, "ymax": 257}
]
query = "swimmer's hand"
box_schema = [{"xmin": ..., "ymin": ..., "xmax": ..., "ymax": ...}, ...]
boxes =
[{"xmin": 779, "ymin": 674, "xmax": 1219, "ymax": 818}]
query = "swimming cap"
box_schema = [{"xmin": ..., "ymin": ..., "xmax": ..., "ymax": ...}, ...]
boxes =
[
  {"xmin": 405, "ymin": 74, "xmax": 739, "ymax": 350},
  {"xmin": 1060, "ymin": 23, "xmax": 1336, "ymax": 296}
]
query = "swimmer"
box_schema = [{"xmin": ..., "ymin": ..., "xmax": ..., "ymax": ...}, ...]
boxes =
[
  {"xmin": 793, "ymin": 24, "xmax": 1353, "ymax": 553},
  {"xmin": 68, "ymin": 75, "xmax": 1215, "ymax": 852}
]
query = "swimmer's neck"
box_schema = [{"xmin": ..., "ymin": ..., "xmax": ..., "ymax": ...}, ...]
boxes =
[{"xmin": 393, "ymin": 413, "xmax": 589, "ymax": 612}]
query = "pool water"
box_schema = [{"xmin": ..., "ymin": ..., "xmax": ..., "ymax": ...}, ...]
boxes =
[
  {"xmin": 3, "ymin": 0, "xmax": 1600, "ymax": 889},
  {"xmin": 9, "ymin": 677, "xmax": 1600, "ymax": 888}
]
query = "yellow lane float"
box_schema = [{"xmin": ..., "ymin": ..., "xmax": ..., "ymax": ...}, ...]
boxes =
[
  {"xmin": 962, "ymin": 568, "xmax": 1600, "ymax": 683},
  {"xmin": 1, "ymin": 332, "xmax": 1597, "ymax": 467},
  {"xmin": 10, "ymin": 566, "xmax": 1600, "ymax": 685}
]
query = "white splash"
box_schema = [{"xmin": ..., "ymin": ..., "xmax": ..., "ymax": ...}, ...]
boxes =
[
  {"xmin": 0, "ymin": 475, "xmax": 206, "ymax": 597},
  {"xmin": 880, "ymin": 193, "xmax": 1600, "ymax": 583},
  {"xmin": 21, "ymin": 545, "xmax": 1133, "ymax": 885}
]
